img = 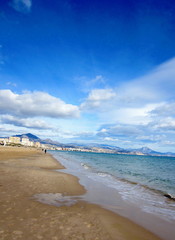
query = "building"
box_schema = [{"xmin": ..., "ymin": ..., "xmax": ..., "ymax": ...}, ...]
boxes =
[
  {"xmin": 35, "ymin": 142, "xmax": 41, "ymax": 148},
  {"xmin": 55, "ymin": 147, "xmax": 63, "ymax": 151},
  {"xmin": 9, "ymin": 137, "xmax": 21, "ymax": 144},
  {"xmin": 41, "ymin": 144, "xmax": 47, "ymax": 149},
  {"xmin": 30, "ymin": 141, "xmax": 34, "ymax": 147},
  {"xmin": 0, "ymin": 138, "xmax": 9, "ymax": 145},
  {"xmin": 21, "ymin": 137, "xmax": 31, "ymax": 146}
]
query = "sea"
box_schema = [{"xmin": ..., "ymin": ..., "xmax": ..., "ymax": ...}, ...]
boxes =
[{"xmin": 50, "ymin": 150, "xmax": 175, "ymax": 240}]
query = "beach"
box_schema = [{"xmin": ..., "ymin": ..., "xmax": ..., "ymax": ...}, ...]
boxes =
[{"xmin": 0, "ymin": 146, "xmax": 162, "ymax": 240}]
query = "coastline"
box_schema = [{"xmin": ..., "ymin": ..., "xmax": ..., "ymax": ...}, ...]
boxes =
[
  {"xmin": 51, "ymin": 150, "xmax": 175, "ymax": 240},
  {"xmin": 0, "ymin": 146, "xmax": 162, "ymax": 240}
]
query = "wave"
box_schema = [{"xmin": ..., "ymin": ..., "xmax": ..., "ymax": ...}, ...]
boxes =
[
  {"xmin": 91, "ymin": 169, "xmax": 175, "ymax": 201},
  {"xmin": 81, "ymin": 162, "xmax": 91, "ymax": 170},
  {"xmin": 97, "ymin": 172, "xmax": 108, "ymax": 177}
]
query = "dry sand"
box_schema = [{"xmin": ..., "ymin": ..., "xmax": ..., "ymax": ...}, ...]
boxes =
[{"xmin": 0, "ymin": 146, "xmax": 162, "ymax": 240}]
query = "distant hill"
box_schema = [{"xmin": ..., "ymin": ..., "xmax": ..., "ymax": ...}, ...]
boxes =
[
  {"xmin": 40, "ymin": 138, "xmax": 63, "ymax": 147},
  {"xmin": 12, "ymin": 133, "xmax": 175, "ymax": 157},
  {"xmin": 68, "ymin": 142, "xmax": 124, "ymax": 150},
  {"xmin": 14, "ymin": 133, "xmax": 40, "ymax": 141},
  {"xmin": 134, "ymin": 147, "xmax": 160, "ymax": 155},
  {"xmin": 131, "ymin": 147, "xmax": 175, "ymax": 157}
]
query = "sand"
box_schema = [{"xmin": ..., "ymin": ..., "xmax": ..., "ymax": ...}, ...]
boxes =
[{"xmin": 0, "ymin": 146, "xmax": 162, "ymax": 240}]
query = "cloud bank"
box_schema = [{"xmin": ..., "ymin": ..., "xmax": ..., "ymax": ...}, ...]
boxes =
[
  {"xmin": 1, "ymin": 115, "xmax": 51, "ymax": 129},
  {"xmin": 80, "ymin": 88, "xmax": 117, "ymax": 111},
  {"xmin": 0, "ymin": 90, "xmax": 80, "ymax": 119}
]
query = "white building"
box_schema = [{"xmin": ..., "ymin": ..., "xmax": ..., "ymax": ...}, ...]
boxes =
[
  {"xmin": 30, "ymin": 141, "xmax": 34, "ymax": 147},
  {"xmin": 21, "ymin": 137, "xmax": 30, "ymax": 146},
  {"xmin": 9, "ymin": 137, "xmax": 21, "ymax": 144},
  {"xmin": 35, "ymin": 142, "xmax": 41, "ymax": 148},
  {"xmin": 0, "ymin": 138, "xmax": 9, "ymax": 145}
]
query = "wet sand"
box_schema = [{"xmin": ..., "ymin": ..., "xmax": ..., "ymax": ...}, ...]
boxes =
[{"xmin": 0, "ymin": 146, "xmax": 162, "ymax": 240}]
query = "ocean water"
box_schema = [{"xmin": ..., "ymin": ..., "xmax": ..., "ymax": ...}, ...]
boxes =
[{"xmin": 51, "ymin": 150, "xmax": 175, "ymax": 223}]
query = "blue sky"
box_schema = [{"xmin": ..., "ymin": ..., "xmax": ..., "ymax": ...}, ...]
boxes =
[{"xmin": 0, "ymin": 0, "xmax": 175, "ymax": 152}]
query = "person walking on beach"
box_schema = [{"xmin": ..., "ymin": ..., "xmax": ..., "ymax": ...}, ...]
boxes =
[{"xmin": 44, "ymin": 149, "xmax": 47, "ymax": 154}]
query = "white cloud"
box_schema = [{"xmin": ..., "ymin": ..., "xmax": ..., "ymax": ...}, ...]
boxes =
[
  {"xmin": 104, "ymin": 137, "xmax": 119, "ymax": 141},
  {"xmin": 0, "ymin": 127, "xmax": 25, "ymax": 138},
  {"xmin": 136, "ymin": 135, "xmax": 165, "ymax": 142},
  {"xmin": 119, "ymin": 58, "xmax": 175, "ymax": 106},
  {"xmin": 88, "ymin": 88, "xmax": 116, "ymax": 101},
  {"xmin": 91, "ymin": 58, "xmax": 174, "ymax": 117},
  {"xmin": 0, "ymin": 89, "xmax": 80, "ymax": 119},
  {"xmin": 39, "ymin": 128, "xmax": 96, "ymax": 141},
  {"xmin": 1, "ymin": 115, "xmax": 51, "ymax": 129},
  {"xmin": 101, "ymin": 128, "xmax": 108, "ymax": 133},
  {"xmin": 150, "ymin": 117, "xmax": 175, "ymax": 131},
  {"xmin": 10, "ymin": 0, "xmax": 32, "ymax": 13},
  {"xmin": 97, "ymin": 124, "xmax": 143, "ymax": 138},
  {"xmin": 80, "ymin": 88, "xmax": 117, "ymax": 110},
  {"xmin": 106, "ymin": 104, "xmax": 160, "ymax": 125},
  {"xmin": 163, "ymin": 141, "xmax": 175, "ymax": 146},
  {"xmin": 80, "ymin": 59, "xmax": 175, "ymax": 124},
  {"xmin": 151, "ymin": 102, "xmax": 175, "ymax": 117}
]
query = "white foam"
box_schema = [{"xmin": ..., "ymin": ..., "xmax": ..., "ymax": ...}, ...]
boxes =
[
  {"xmin": 97, "ymin": 172, "xmax": 108, "ymax": 177},
  {"xmin": 81, "ymin": 163, "xmax": 90, "ymax": 170}
]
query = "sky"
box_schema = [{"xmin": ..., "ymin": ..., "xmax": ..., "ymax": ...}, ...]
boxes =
[{"xmin": 0, "ymin": 0, "xmax": 175, "ymax": 152}]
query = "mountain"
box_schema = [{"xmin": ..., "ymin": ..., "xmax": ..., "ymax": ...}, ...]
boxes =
[
  {"xmin": 13, "ymin": 133, "xmax": 63, "ymax": 146},
  {"xmin": 40, "ymin": 138, "xmax": 63, "ymax": 147},
  {"xmin": 12, "ymin": 133, "xmax": 175, "ymax": 156},
  {"xmin": 130, "ymin": 147, "xmax": 175, "ymax": 157},
  {"xmin": 14, "ymin": 133, "xmax": 40, "ymax": 141},
  {"xmin": 136, "ymin": 147, "xmax": 159, "ymax": 155},
  {"xmin": 67, "ymin": 143, "xmax": 125, "ymax": 151}
]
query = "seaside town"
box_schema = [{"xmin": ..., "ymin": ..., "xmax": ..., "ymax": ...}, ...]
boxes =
[
  {"xmin": 0, "ymin": 133, "xmax": 136, "ymax": 154},
  {"xmin": 1, "ymin": 133, "xmax": 175, "ymax": 157},
  {"xmin": 0, "ymin": 135, "xmax": 69, "ymax": 152},
  {"xmin": 0, "ymin": 136, "xmax": 46, "ymax": 149},
  {"xmin": 0, "ymin": 135, "xmax": 117, "ymax": 153}
]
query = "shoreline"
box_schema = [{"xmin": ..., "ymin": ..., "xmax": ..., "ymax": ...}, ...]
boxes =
[
  {"xmin": 0, "ymin": 146, "xmax": 162, "ymax": 240},
  {"xmin": 51, "ymin": 150, "xmax": 175, "ymax": 240}
]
